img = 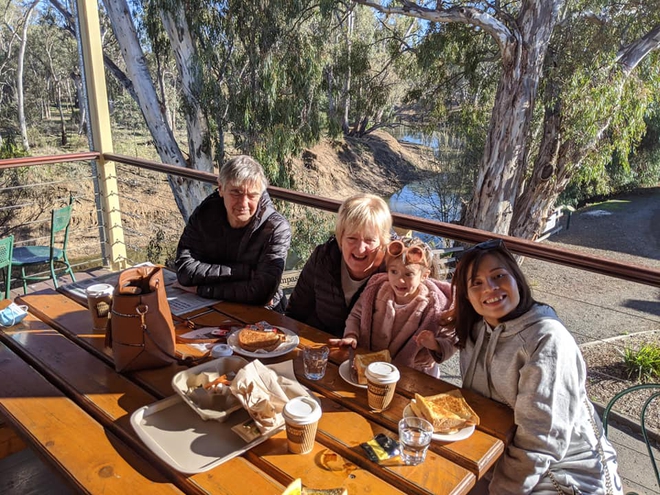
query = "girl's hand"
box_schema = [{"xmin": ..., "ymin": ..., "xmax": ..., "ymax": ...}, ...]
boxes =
[
  {"xmin": 328, "ymin": 337, "xmax": 357, "ymax": 348},
  {"xmin": 415, "ymin": 330, "xmax": 440, "ymax": 351}
]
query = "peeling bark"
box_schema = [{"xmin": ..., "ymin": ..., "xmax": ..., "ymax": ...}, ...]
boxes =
[{"xmin": 102, "ymin": 0, "xmax": 208, "ymax": 221}]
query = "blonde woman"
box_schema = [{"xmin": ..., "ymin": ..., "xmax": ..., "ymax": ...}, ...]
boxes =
[{"xmin": 286, "ymin": 193, "xmax": 392, "ymax": 337}]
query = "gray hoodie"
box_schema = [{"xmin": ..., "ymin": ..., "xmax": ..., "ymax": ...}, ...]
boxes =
[{"xmin": 460, "ymin": 304, "xmax": 622, "ymax": 494}]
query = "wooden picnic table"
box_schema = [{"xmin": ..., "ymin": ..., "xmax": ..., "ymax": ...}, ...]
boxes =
[{"xmin": 0, "ymin": 270, "xmax": 515, "ymax": 495}]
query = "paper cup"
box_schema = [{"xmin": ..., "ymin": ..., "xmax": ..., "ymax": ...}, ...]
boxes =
[
  {"xmin": 86, "ymin": 283, "xmax": 114, "ymax": 331},
  {"xmin": 282, "ymin": 396, "xmax": 322, "ymax": 454},
  {"xmin": 365, "ymin": 362, "xmax": 400, "ymax": 412}
]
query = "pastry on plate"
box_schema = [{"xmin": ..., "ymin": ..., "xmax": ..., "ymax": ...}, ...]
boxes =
[
  {"xmin": 237, "ymin": 327, "xmax": 283, "ymax": 352},
  {"xmin": 409, "ymin": 390, "xmax": 480, "ymax": 434}
]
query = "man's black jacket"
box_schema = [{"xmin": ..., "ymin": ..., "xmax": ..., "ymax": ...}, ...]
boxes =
[{"xmin": 175, "ymin": 190, "xmax": 291, "ymax": 309}]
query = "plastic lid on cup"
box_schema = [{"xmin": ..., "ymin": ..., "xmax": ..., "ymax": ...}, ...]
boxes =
[
  {"xmin": 365, "ymin": 362, "xmax": 400, "ymax": 384},
  {"xmin": 211, "ymin": 344, "xmax": 233, "ymax": 358},
  {"xmin": 86, "ymin": 283, "xmax": 114, "ymax": 297},
  {"xmin": 282, "ymin": 396, "xmax": 322, "ymax": 425}
]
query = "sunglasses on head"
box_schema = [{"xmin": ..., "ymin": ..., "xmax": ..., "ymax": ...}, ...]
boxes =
[
  {"xmin": 466, "ymin": 239, "xmax": 505, "ymax": 253},
  {"xmin": 386, "ymin": 240, "xmax": 429, "ymax": 264}
]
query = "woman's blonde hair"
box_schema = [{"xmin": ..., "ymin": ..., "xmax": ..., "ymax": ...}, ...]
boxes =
[{"xmin": 335, "ymin": 193, "xmax": 392, "ymax": 245}]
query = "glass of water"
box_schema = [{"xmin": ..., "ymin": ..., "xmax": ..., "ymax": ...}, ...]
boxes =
[
  {"xmin": 302, "ymin": 344, "xmax": 329, "ymax": 380},
  {"xmin": 398, "ymin": 416, "xmax": 433, "ymax": 465}
]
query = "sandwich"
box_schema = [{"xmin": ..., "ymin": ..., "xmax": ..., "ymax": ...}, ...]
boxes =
[
  {"xmin": 409, "ymin": 390, "xmax": 480, "ymax": 434},
  {"xmin": 237, "ymin": 327, "xmax": 283, "ymax": 352},
  {"xmin": 354, "ymin": 349, "xmax": 391, "ymax": 385}
]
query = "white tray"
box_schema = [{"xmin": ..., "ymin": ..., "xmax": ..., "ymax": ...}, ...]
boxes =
[{"xmin": 131, "ymin": 394, "xmax": 281, "ymax": 474}]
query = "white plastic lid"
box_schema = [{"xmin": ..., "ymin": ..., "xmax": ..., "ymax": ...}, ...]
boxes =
[
  {"xmin": 86, "ymin": 283, "xmax": 114, "ymax": 297},
  {"xmin": 211, "ymin": 344, "xmax": 233, "ymax": 358},
  {"xmin": 365, "ymin": 362, "xmax": 400, "ymax": 384},
  {"xmin": 282, "ymin": 396, "xmax": 322, "ymax": 425}
]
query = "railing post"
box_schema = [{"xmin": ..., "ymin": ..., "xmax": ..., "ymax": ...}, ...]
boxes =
[{"xmin": 75, "ymin": 0, "xmax": 127, "ymax": 270}]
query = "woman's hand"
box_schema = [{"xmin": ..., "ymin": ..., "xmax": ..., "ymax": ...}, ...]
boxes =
[
  {"xmin": 415, "ymin": 330, "xmax": 440, "ymax": 352},
  {"xmin": 328, "ymin": 337, "xmax": 357, "ymax": 348}
]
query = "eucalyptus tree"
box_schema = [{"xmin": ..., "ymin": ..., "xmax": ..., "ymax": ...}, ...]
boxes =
[
  {"xmin": 28, "ymin": 11, "xmax": 79, "ymax": 146},
  {"xmin": 197, "ymin": 1, "xmax": 329, "ymax": 182},
  {"xmin": 510, "ymin": 3, "xmax": 660, "ymax": 238},
  {"xmin": 325, "ymin": 3, "xmax": 417, "ymax": 137},
  {"xmin": 355, "ymin": 0, "xmax": 660, "ymax": 240}
]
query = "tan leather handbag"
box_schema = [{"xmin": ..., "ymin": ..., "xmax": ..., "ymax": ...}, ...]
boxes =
[{"xmin": 105, "ymin": 266, "xmax": 177, "ymax": 372}]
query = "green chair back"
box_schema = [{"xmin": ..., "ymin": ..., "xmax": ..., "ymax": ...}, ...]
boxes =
[
  {"xmin": 602, "ymin": 383, "xmax": 660, "ymax": 486},
  {"xmin": 0, "ymin": 235, "xmax": 14, "ymax": 299},
  {"xmin": 50, "ymin": 203, "xmax": 73, "ymax": 257}
]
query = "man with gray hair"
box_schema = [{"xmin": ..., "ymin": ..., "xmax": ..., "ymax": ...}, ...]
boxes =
[{"xmin": 175, "ymin": 155, "xmax": 291, "ymax": 311}]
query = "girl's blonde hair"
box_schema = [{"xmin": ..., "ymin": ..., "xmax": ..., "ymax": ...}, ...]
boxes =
[
  {"xmin": 335, "ymin": 193, "xmax": 392, "ymax": 245},
  {"xmin": 385, "ymin": 237, "xmax": 438, "ymax": 278}
]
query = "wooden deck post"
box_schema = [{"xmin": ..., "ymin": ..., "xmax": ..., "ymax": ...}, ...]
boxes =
[{"xmin": 75, "ymin": 0, "xmax": 127, "ymax": 271}]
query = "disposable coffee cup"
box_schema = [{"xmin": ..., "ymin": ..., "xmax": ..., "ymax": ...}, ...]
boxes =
[
  {"xmin": 86, "ymin": 283, "xmax": 114, "ymax": 331},
  {"xmin": 282, "ymin": 396, "xmax": 322, "ymax": 454},
  {"xmin": 365, "ymin": 362, "xmax": 400, "ymax": 412}
]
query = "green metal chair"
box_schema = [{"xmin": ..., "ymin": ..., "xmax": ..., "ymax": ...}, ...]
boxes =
[
  {"xmin": 12, "ymin": 198, "xmax": 76, "ymax": 293},
  {"xmin": 602, "ymin": 383, "xmax": 660, "ymax": 487},
  {"xmin": 0, "ymin": 235, "xmax": 14, "ymax": 299}
]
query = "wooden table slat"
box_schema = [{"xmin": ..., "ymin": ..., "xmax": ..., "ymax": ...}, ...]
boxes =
[{"xmin": 0, "ymin": 341, "xmax": 183, "ymax": 495}]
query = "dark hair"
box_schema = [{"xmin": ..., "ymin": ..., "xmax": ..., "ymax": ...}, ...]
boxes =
[{"xmin": 440, "ymin": 240, "xmax": 536, "ymax": 348}]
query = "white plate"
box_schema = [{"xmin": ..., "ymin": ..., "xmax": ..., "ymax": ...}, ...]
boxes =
[
  {"xmin": 338, "ymin": 359, "xmax": 367, "ymax": 389},
  {"xmin": 403, "ymin": 404, "xmax": 476, "ymax": 442},
  {"xmin": 227, "ymin": 326, "xmax": 299, "ymax": 358}
]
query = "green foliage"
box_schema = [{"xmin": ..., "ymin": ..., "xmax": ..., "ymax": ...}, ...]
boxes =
[
  {"xmin": 145, "ymin": 228, "xmax": 178, "ymax": 268},
  {"xmin": 622, "ymin": 344, "xmax": 660, "ymax": 383},
  {"xmin": 278, "ymin": 202, "xmax": 334, "ymax": 270},
  {"xmin": 0, "ymin": 134, "xmax": 29, "ymax": 159},
  {"xmin": 167, "ymin": 0, "xmax": 330, "ymax": 187}
]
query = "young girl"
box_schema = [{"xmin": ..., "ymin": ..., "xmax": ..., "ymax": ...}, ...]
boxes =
[
  {"xmin": 441, "ymin": 239, "xmax": 622, "ymax": 494},
  {"xmin": 329, "ymin": 236, "xmax": 456, "ymax": 377}
]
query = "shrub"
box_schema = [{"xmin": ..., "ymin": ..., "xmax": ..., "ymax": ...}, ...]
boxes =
[{"xmin": 622, "ymin": 344, "xmax": 660, "ymax": 383}]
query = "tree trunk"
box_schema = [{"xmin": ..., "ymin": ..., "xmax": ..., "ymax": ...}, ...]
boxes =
[
  {"xmin": 463, "ymin": 1, "xmax": 562, "ymax": 235},
  {"xmin": 71, "ymin": 71, "xmax": 87, "ymax": 134},
  {"xmin": 102, "ymin": 0, "xmax": 209, "ymax": 221},
  {"xmin": 56, "ymin": 84, "xmax": 67, "ymax": 146},
  {"xmin": 160, "ymin": 6, "xmax": 214, "ymax": 176},
  {"xmin": 17, "ymin": 1, "xmax": 38, "ymax": 151},
  {"xmin": 341, "ymin": 9, "xmax": 354, "ymax": 135},
  {"xmin": 511, "ymin": 25, "xmax": 660, "ymax": 239}
]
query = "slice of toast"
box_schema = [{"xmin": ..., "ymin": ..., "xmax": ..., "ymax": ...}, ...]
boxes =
[
  {"xmin": 238, "ymin": 328, "xmax": 282, "ymax": 352},
  {"xmin": 412, "ymin": 390, "xmax": 480, "ymax": 434},
  {"xmin": 354, "ymin": 349, "xmax": 391, "ymax": 385}
]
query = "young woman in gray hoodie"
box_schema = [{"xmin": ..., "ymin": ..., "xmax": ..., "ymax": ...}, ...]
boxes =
[{"xmin": 441, "ymin": 239, "xmax": 622, "ymax": 494}]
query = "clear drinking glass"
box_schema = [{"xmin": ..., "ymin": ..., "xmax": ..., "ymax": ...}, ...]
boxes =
[
  {"xmin": 302, "ymin": 345, "xmax": 329, "ymax": 380},
  {"xmin": 398, "ymin": 416, "xmax": 433, "ymax": 465}
]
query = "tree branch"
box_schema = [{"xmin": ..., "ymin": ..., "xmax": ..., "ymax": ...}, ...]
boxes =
[
  {"xmin": 353, "ymin": 0, "xmax": 512, "ymax": 54},
  {"xmin": 617, "ymin": 24, "xmax": 660, "ymax": 75}
]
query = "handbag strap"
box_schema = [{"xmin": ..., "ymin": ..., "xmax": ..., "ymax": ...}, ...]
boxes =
[
  {"xmin": 547, "ymin": 399, "xmax": 614, "ymax": 495},
  {"xmin": 112, "ymin": 306, "xmax": 211, "ymax": 366}
]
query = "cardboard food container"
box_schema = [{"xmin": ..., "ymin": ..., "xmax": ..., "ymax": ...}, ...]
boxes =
[{"xmin": 172, "ymin": 355, "xmax": 249, "ymax": 421}]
